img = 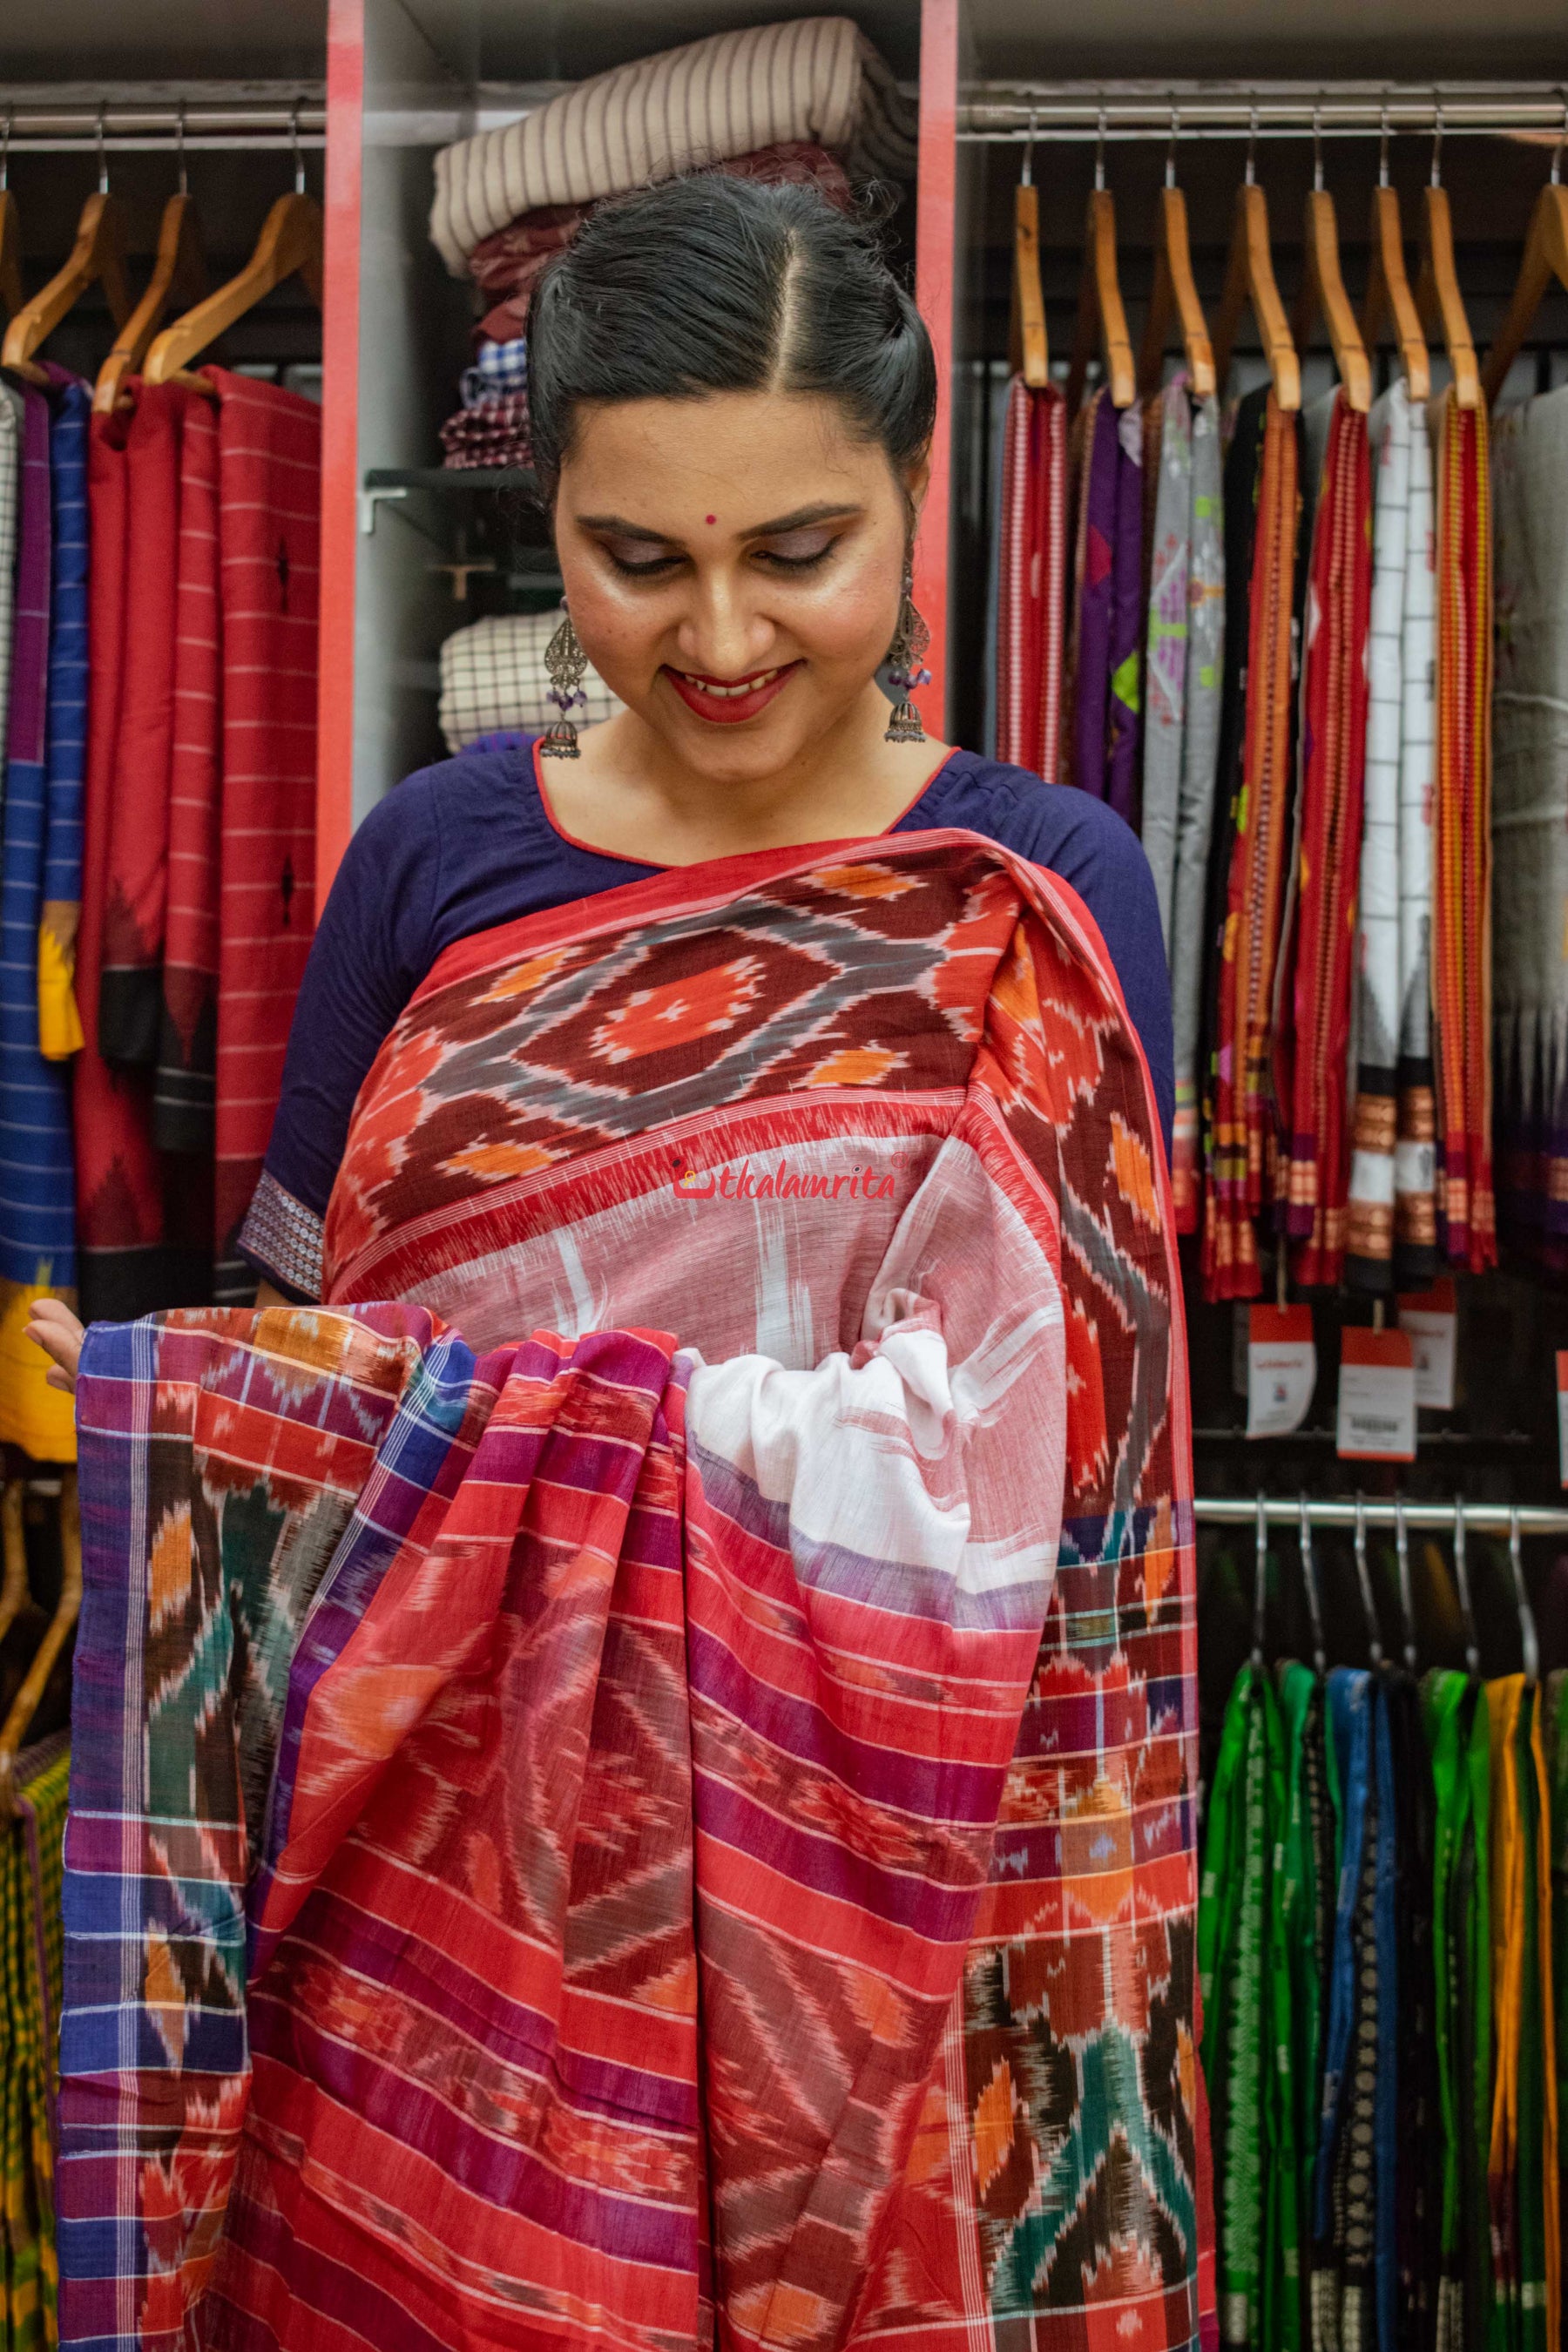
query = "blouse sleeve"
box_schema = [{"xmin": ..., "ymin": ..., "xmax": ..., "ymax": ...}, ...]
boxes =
[{"xmin": 237, "ymin": 777, "xmax": 442, "ymax": 1300}]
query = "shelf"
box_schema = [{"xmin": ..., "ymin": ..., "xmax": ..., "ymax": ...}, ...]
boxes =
[{"xmin": 363, "ymin": 467, "xmax": 537, "ymax": 492}]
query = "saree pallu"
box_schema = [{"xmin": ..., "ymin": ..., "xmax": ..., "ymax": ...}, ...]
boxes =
[
  {"xmin": 63, "ymin": 832, "xmax": 1209, "ymax": 2351},
  {"xmin": 994, "ymin": 375, "xmax": 1067, "ymax": 781},
  {"xmin": 0, "ymin": 380, "xmax": 78, "ymax": 1463},
  {"xmin": 154, "ymin": 392, "xmax": 221, "ymax": 1159},
  {"xmin": 1347, "ymin": 386, "xmax": 1411, "ymax": 1291},
  {"xmin": 1201, "ymin": 394, "xmax": 1300, "ymax": 1303},
  {"xmin": 1166, "ymin": 393, "xmax": 1225, "ymax": 1235},
  {"xmin": 212, "ymin": 370, "xmax": 319, "ymax": 1302},
  {"xmin": 1276, "ymin": 392, "xmax": 1370, "ymax": 1290},
  {"xmin": 1490, "ymin": 387, "xmax": 1568, "ymax": 1270},
  {"xmin": 1430, "ymin": 390, "xmax": 1496, "ymax": 1274}
]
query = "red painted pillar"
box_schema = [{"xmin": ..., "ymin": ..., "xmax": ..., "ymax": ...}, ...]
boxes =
[
  {"xmin": 315, "ymin": 0, "xmax": 364, "ymax": 905},
  {"xmin": 912, "ymin": 0, "xmax": 958, "ymax": 737}
]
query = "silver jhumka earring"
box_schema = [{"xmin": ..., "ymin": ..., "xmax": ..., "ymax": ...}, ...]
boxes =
[
  {"xmin": 541, "ymin": 608, "xmax": 589, "ymax": 758},
  {"xmin": 883, "ymin": 574, "xmax": 932, "ymax": 744}
]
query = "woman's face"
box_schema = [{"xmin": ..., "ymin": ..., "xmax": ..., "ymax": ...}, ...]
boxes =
[{"xmin": 554, "ymin": 389, "xmax": 924, "ymax": 782}]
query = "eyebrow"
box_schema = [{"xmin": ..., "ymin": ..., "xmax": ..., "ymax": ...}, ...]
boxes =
[{"xmin": 573, "ymin": 501, "xmax": 862, "ymax": 544}]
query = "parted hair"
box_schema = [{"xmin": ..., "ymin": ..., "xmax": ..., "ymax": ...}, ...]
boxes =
[{"xmin": 526, "ymin": 172, "xmax": 936, "ymax": 497}]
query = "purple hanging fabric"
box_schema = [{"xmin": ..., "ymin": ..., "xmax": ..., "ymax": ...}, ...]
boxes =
[
  {"xmin": 1106, "ymin": 398, "xmax": 1146, "ymax": 824},
  {"xmin": 1070, "ymin": 390, "xmax": 1119, "ymax": 799}
]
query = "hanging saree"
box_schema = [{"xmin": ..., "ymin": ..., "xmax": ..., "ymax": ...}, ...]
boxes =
[
  {"xmin": 1107, "ymin": 399, "xmax": 1145, "ymax": 825},
  {"xmin": 1142, "ymin": 375, "xmax": 1193, "ymax": 943},
  {"xmin": 0, "ymin": 384, "xmax": 21, "ymax": 757},
  {"xmin": 0, "ymin": 378, "xmax": 78, "ymax": 1463},
  {"xmin": 995, "ymin": 375, "xmax": 1068, "ymax": 782},
  {"xmin": 1312, "ymin": 1668, "xmax": 1370, "ymax": 2352},
  {"xmin": 1168, "ymin": 390, "xmax": 1224, "ymax": 1236},
  {"xmin": 60, "ymin": 830, "xmax": 1209, "ymax": 2351},
  {"xmin": 2, "ymin": 1732, "xmax": 70, "ymax": 2351},
  {"xmin": 212, "ymin": 369, "xmax": 319, "ymax": 1304},
  {"xmin": 1385, "ymin": 1669, "xmax": 1440, "ymax": 2345},
  {"xmin": 1490, "ymin": 386, "xmax": 1568, "ymax": 1269},
  {"xmin": 1065, "ymin": 389, "xmax": 1115, "ymax": 800},
  {"xmin": 1425, "ymin": 1669, "xmax": 1485, "ymax": 2352},
  {"xmin": 1429, "ymin": 389, "xmax": 1495, "ymax": 1275},
  {"xmin": 1274, "ymin": 1661, "xmax": 1335, "ymax": 2349},
  {"xmin": 1548, "ymin": 1672, "xmax": 1568, "ymax": 2288},
  {"xmin": 1485, "ymin": 1673, "xmax": 1559, "ymax": 2350},
  {"xmin": 1276, "ymin": 390, "xmax": 1371, "ymax": 1291},
  {"xmin": 1396, "ymin": 401, "xmax": 1439, "ymax": 1286},
  {"xmin": 1201, "ymin": 392, "xmax": 1300, "ymax": 1303}
]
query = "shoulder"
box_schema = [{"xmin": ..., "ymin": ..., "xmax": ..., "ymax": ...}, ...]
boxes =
[
  {"xmin": 346, "ymin": 743, "xmax": 527, "ymax": 862},
  {"xmin": 918, "ymin": 750, "xmax": 1157, "ymax": 912}
]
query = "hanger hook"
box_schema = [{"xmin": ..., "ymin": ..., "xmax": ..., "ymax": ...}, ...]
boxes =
[
  {"xmin": 96, "ymin": 99, "xmax": 108, "ymax": 196},
  {"xmin": 1298, "ymin": 1494, "xmax": 1327, "ymax": 1680},
  {"xmin": 1312, "ymin": 97, "xmax": 1324, "ymax": 193},
  {"xmin": 1166, "ymin": 98, "xmax": 1179, "ymax": 192},
  {"xmin": 1352, "ymin": 1494, "xmax": 1382, "ymax": 1667},
  {"xmin": 176, "ymin": 98, "xmax": 188, "ymax": 199},
  {"xmin": 1394, "ymin": 1492, "xmax": 1417, "ymax": 1675},
  {"xmin": 1094, "ymin": 103, "xmax": 1106, "ymax": 194},
  {"xmin": 1252, "ymin": 1492, "xmax": 1268, "ymax": 1668},
  {"xmin": 1021, "ymin": 103, "xmax": 1036, "ymax": 190},
  {"xmin": 1451, "ymin": 1495, "xmax": 1481, "ymax": 1680},
  {"xmin": 1378, "ymin": 93, "xmax": 1390, "ymax": 189},
  {"xmin": 1246, "ymin": 97, "xmax": 1259, "ymax": 187},
  {"xmin": 1431, "ymin": 95, "xmax": 1444, "ymax": 190},
  {"xmin": 291, "ymin": 98, "xmax": 305, "ymax": 196},
  {"xmin": 1508, "ymin": 1506, "xmax": 1540, "ymax": 1686}
]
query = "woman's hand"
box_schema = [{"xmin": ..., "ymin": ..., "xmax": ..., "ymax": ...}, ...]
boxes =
[{"xmin": 26, "ymin": 1298, "xmax": 84, "ymax": 1395}]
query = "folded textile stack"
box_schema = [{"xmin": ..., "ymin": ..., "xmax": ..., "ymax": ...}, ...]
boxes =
[
  {"xmin": 438, "ymin": 610, "xmax": 622, "ymax": 753},
  {"xmin": 439, "ymin": 335, "xmax": 532, "ymax": 470}
]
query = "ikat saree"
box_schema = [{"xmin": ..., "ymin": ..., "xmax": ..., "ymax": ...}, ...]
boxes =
[
  {"xmin": 58, "ymin": 831, "xmax": 1208, "ymax": 2351},
  {"xmin": 2, "ymin": 1732, "xmax": 71, "ymax": 2352},
  {"xmin": 1275, "ymin": 390, "xmax": 1370, "ymax": 1292},
  {"xmin": 995, "ymin": 375, "xmax": 1067, "ymax": 783},
  {"xmin": 1430, "ymin": 389, "xmax": 1495, "ymax": 1276},
  {"xmin": 1490, "ymin": 385, "xmax": 1568, "ymax": 1271},
  {"xmin": 1201, "ymin": 392, "xmax": 1300, "ymax": 1303}
]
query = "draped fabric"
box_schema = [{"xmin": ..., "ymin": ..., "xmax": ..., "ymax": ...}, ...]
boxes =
[
  {"xmin": 154, "ymin": 394, "xmax": 222, "ymax": 1159},
  {"xmin": 1430, "ymin": 389, "xmax": 1496, "ymax": 1275},
  {"xmin": 1167, "ymin": 391, "xmax": 1225, "ymax": 1235},
  {"xmin": 57, "ymin": 830, "xmax": 1208, "ymax": 2352},
  {"xmin": 1490, "ymin": 385, "xmax": 1568, "ymax": 1270},
  {"xmin": 1396, "ymin": 404, "xmax": 1439, "ymax": 1286},
  {"xmin": 212, "ymin": 370, "xmax": 320, "ymax": 1302},
  {"xmin": 994, "ymin": 375, "xmax": 1067, "ymax": 783},
  {"xmin": 1201, "ymin": 392, "xmax": 1300, "ymax": 1303},
  {"xmin": 1108, "ymin": 401, "xmax": 1146, "ymax": 824},
  {"xmin": 1275, "ymin": 390, "xmax": 1371, "ymax": 1291},
  {"xmin": 1065, "ymin": 389, "xmax": 1115, "ymax": 801},
  {"xmin": 0, "ymin": 380, "xmax": 78, "ymax": 1463},
  {"xmin": 1142, "ymin": 376, "xmax": 1193, "ymax": 931}
]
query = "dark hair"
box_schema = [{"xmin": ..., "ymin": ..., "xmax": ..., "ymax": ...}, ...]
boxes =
[{"xmin": 527, "ymin": 173, "xmax": 936, "ymax": 501}]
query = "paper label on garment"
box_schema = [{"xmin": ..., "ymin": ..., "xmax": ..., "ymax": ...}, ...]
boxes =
[
  {"xmin": 1336, "ymin": 1327, "xmax": 1416, "ymax": 1462},
  {"xmin": 1558, "ymin": 1353, "xmax": 1568, "ymax": 1488},
  {"xmin": 1398, "ymin": 1278, "xmax": 1457, "ymax": 1413},
  {"xmin": 1247, "ymin": 1306, "xmax": 1316, "ymax": 1437}
]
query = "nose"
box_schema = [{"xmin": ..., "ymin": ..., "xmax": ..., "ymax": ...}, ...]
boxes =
[{"xmin": 672, "ymin": 566, "xmax": 777, "ymax": 679}]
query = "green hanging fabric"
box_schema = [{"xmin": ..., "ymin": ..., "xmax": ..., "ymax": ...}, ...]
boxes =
[
  {"xmin": 1463, "ymin": 1683, "xmax": 1498, "ymax": 2352},
  {"xmin": 1260, "ymin": 1677, "xmax": 1296, "ymax": 2352},
  {"xmin": 1516, "ymin": 1687, "xmax": 1546, "ymax": 2352},
  {"xmin": 1547, "ymin": 1672, "xmax": 1568, "ymax": 2321},
  {"xmin": 1275, "ymin": 1662, "xmax": 1333, "ymax": 2348},
  {"xmin": 1425, "ymin": 1668, "xmax": 1477, "ymax": 2352}
]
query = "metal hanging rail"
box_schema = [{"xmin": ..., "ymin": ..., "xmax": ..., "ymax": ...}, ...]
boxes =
[
  {"xmin": 958, "ymin": 80, "xmax": 1568, "ymax": 145},
  {"xmin": 1195, "ymin": 1496, "xmax": 1568, "ymax": 1538},
  {"xmin": 0, "ymin": 85, "xmax": 327, "ymax": 155}
]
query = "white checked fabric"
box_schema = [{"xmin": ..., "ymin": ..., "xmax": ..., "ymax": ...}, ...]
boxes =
[
  {"xmin": 429, "ymin": 17, "xmax": 918, "ymax": 272},
  {"xmin": 438, "ymin": 611, "xmax": 623, "ymax": 753}
]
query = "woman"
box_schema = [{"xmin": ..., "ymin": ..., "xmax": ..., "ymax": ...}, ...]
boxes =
[{"xmin": 44, "ymin": 178, "xmax": 1205, "ymax": 2349}]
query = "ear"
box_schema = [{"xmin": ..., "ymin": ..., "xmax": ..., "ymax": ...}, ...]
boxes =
[{"xmin": 902, "ymin": 453, "xmax": 931, "ymax": 519}]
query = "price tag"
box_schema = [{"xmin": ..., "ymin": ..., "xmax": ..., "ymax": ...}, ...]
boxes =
[
  {"xmin": 1398, "ymin": 1277, "xmax": 1457, "ymax": 1412},
  {"xmin": 1247, "ymin": 1305, "xmax": 1316, "ymax": 1437},
  {"xmin": 1336, "ymin": 1327, "xmax": 1416, "ymax": 1462},
  {"xmin": 1558, "ymin": 1352, "xmax": 1568, "ymax": 1489}
]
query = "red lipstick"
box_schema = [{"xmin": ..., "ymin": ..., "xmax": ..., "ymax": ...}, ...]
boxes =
[{"xmin": 663, "ymin": 660, "xmax": 801, "ymax": 726}]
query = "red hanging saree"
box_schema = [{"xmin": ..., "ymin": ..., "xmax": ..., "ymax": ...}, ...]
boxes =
[{"xmin": 58, "ymin": 831, "xmax": 1209, "ymax": 2351}]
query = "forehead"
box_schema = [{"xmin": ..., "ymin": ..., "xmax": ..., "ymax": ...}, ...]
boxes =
[{"xmin": 561, "ymin": 389, "xmax": 895, "ymax": 525}]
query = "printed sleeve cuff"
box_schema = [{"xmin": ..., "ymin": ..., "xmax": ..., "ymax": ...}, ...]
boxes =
[{"xmin": 237, "ymin": 1170, "xmax": 325, "ymax": 1302}]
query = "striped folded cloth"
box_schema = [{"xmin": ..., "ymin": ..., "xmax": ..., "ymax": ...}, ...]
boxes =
[
  {"xmin": 429, "ymin": 17, "xmax": 916, "ymax": 273},
  {"xmin": 438, "ymin": 611, "xmax": 623, "ymax": 752},
  {"xmin": 462, "ymin": 337, "xmax": 529, "ymax": 406},
  {"xmin": 439, "ymin": 392, "xmax": 533, "ymax": 471}
]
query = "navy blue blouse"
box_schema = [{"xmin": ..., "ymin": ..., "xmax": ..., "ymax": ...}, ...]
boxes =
[{"xmin": 240, "ymin": 740, "xmax": 1173, "ymax": 1298}]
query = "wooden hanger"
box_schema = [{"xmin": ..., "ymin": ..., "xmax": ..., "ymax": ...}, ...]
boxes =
[
  {"xmin": 144, "ymin": 189, "xmax": 322, "ymax": 394},
  {"xmin": 1362, "ymin": 184, "xmax": 1430, "ymax": 402},
  {"xmin": 1067, "ymin": 117, "xmax": 1135, "ymax": 416},
  {"xmin": 1138, "ymin": 109, "xmax": 1216, "ymax": 401},
  {"xmin": 2, "ymin": 186, "xmax": 131, "ymax": 385},
  {"xmin": 1290, "ymin": 113, "xmax": 1371, "ymax": 413},
  {"xmin": 1010, "ymin": 127, "xmax": 1049, "ymax": 390},
  {"xmin": 1481, "ymin": 132, "xmax": 1568, "ymax": 405},
  {"xmin": 94, "ymin": 185, "xmax": 206, "ymax": 414},
  {"xmin": 0, "ymin": 1472, "xmax": 79, "ymax": 1813},
  {"xmin": 1414, "ymin": 111, "xmax": 1480, "ymax": 410},
  {"xmin": 0, "ymin": 1484, "xmax": 29, "ymax": 1654},
  {"xmin": 1211, "ymin": 137, "xmax": 1301, "ymax": 412}
]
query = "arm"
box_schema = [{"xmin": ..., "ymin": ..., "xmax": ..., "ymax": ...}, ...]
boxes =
[{"xmin": 29, "ymin": 1284, "xmax": 292, "ymax": 1395}]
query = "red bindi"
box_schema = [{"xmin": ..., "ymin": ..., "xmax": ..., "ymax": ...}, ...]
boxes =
[{"xmin": 705, "ymin": 514, "xmax": 716, "ymax": 525}]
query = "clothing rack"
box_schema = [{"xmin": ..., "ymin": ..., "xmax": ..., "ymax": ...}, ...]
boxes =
[
  {"xmin": 1195, "ymin": 1497, "xmax": 1568, "ymax": 1536},
  {"xmin": 1, "ymin": 86, "xmax": 327, "ymax": 155},
  {"xmin": 957, "ymin": 81, "xmax": 1568, "ymax": 145}
]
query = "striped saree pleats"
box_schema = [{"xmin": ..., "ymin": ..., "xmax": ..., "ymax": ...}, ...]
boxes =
[
  {"xmin": 995, "ymin": 374, "xmax": 1067, "ymax": 781},
  {"xmin": 1202, "ymin": 392, "xmax": 1300, "ymax": 1303},
  {"xmin": 1430, "ymin": 389, "xmax": 1496, "ymax": 1274},
  {"xmin": 1276, "ymin": 391, "xmax": 1371, "ymax": 1290}
]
